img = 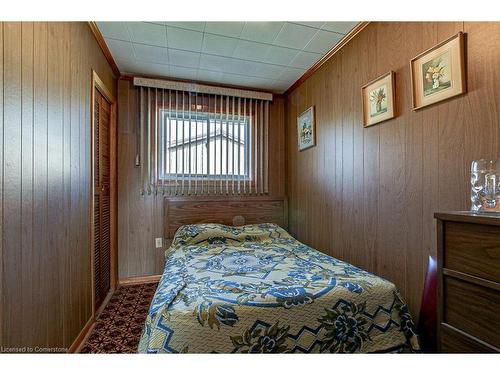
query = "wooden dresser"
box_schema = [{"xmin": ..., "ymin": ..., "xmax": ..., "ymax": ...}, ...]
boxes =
[{"xmin": 435, "ymin": 212, "xmax": 500, "ymax": 353}]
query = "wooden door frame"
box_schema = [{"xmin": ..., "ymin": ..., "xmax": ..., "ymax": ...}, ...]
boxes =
[{"xmin": 90, "ymin": 70, "xmax": 117, "ymax": 318}]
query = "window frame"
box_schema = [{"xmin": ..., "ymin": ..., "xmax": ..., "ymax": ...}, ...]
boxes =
[{"xmin": 157, "ymin": 108, "xmax": 252, "ymax": 182}]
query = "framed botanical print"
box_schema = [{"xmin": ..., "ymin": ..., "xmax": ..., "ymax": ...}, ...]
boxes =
[
  {"xmin": 361, "ymin": 71, "xmax": 396, "ymax": 127},
  {"xmin": 297, "ymin": 106, "xmax": 316, "ymax": 151},
  {"xmin": 410, "ymin": 32, "xmax": 466, "ymax": 110}
]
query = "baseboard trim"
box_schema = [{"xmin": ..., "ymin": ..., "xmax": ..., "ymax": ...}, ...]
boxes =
[
  {"xmin": 119, "ymin": 274, "xmax": 161, "ymax": 286},
  {"xmin": 68, "ymin": 316, "xmax": 95, "ymax": 353}
]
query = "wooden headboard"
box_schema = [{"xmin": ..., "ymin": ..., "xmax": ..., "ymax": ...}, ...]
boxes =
[{"xmin": 164, "ymin": 196, "xmax": 288, "ymax": 239}]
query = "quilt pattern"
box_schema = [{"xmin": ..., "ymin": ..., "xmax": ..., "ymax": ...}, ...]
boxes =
[{"xmin": 138, "ymin": 223, "xmax": 419, "ymax": 353}]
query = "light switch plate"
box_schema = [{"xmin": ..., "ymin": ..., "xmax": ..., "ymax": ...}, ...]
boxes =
[{"xmin": 155, "ymin": 237, "xmax": 163, "ymax": 248}]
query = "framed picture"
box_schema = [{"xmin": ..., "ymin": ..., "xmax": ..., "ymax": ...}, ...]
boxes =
[
  {"xmin": 297, "ymin": 106, "xmax": 316, "ymax": 151},
  {"xmin": 410, "ymin": 32, "xmax": 466, "ymax": 110},
  {"xmin": 361, "ymin": 71, "xmax": 396, "ymax": 127}
]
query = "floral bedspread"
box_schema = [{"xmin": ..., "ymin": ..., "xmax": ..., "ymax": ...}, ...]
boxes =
[{"xmin": 138, "ymin": 223, "xmax": 419, "ymax": 353}]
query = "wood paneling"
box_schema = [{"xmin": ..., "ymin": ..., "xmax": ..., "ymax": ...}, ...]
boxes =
[
  {"xmin": 0, "ymin": 22, "xmax": 116, "ymax": 350},
  {"xmin": 117, "ymin": 79, "xmax": 286, "ymax": 278},
  {"xmin": 285, "ymin": 22, "xmax": 500, "ymax": 319}
]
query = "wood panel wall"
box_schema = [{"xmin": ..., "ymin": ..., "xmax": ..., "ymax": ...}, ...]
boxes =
[
  {"xmin": 117, "ymin": 79, "xmax": 286, "ymax": 278},
  {"xmin": 0, "ymin": 22, "xmax": 116, "ymax": 350},
  {"xmin": 285, "ymin": 22, "xmax": 500, "ymax": 320}
]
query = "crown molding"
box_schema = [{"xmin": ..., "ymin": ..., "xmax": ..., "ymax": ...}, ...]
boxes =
[{"xmin": 87, "ymin": 21, "xmax": 121, "ymax": 78}]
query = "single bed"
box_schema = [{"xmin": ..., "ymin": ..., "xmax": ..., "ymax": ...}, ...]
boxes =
[{"xmin": 138, "ymin": 223, "xmax": 419, "ymax": 353}]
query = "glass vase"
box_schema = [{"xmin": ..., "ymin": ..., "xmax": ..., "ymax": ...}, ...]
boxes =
[{"xmin": 470, "ymin": 159, "xmax": 500, "ymax": 213}]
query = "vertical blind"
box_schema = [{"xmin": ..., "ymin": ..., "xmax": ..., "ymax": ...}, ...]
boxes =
[{"xmin": 134, "ymin": 78, "xmax": 272, "ymax": 196}]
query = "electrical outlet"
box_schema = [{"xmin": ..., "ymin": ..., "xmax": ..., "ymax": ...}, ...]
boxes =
[{"xmin": 155, "ymin": 237, "xmax": 163, "ymax": 248}]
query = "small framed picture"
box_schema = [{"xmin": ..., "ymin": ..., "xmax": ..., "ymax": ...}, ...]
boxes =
[
  {"xmin": 297, "ymin": 106, "xmax": 316, "ymax": 151},
  {"xmin": 410, "ymin": 32, "xmax": 466, "ymax": 110},
  {"xmin": 361, "ymin": 71, "xmax": 396, "ymax": 127}
]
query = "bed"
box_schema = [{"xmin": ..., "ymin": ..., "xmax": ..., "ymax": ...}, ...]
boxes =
[{"xmin": 138, "ymin": 223, "xmax": 419, "ymax": 353}]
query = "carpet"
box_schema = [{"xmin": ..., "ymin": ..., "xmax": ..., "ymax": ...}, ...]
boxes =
[{"xmin": 80, "ymin": 282, "xmax": 158, "ymax": 353}]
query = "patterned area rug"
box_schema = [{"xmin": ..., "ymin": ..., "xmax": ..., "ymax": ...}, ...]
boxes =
[{"xmin": 80, "ymin": 283, "xmax": 158, "ymax": 353}]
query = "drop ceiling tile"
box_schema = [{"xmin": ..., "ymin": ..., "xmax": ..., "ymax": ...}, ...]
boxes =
[
  {"xmin": 145, "ymin": 21, "xmax": 166, "ymax": 26},
  {"xmin": 199, "ymin": 54, "xmax": 238, "ymax": 73},
  {"xmin": 240, "ymin": 22, "xmax": 284, "ymax": 43},
  {"xmin": 115, "ymin": 59, "xmax": 142, "ymax": 74},
  {"xmin": 304, "ymin": 29, "xmax": 343, "ymax": 54},
  {"xmin": 199, "ymin": 55, "xmax": 257, "ymax": 77},
  {"xmin": 273, "ymin": 23, "xmax": 318, "ymax": 49},
  {"xmin": 97, "ymin": 22, "xmax": 130, "ymax": 41},
  {"xmin": 133, "ymin": 43, "xmax": 168, "ymax": 65},
  {"xmin": 168, "ymin": 49, "xmax": 200, "ymax": 69},
  {"xmin": 321, "ymin": 21, "xmax": 358, "ymax": 34},
  {"xmin": 219, "ymin": 73, "xmax": 261, "ymax": 87},
  {"xmin": 126, "ymin": 22, "xmax": 167, "ymax": 47},
  {"xmin": 232, "ymin": 40, "xmax": 270, "ymax": 61},
  {"xmin": 169, "ymin": 65, "xmax": 199, "ymax": 80},
  {"xmin": 250, "ymin": 61, "xmax": 286, "ymax": 79},
  {"xmin": 167, "ymin": 26, "xmax": 204, "ymax": 52},
  {"xmin": 232, "ymin": 60, "xmax": 267, "ymax": 76},
  {"xmin": 205, "ymin": 22, "xmax": 245, "ymax": 38},
  {"xmin": 197, "ymin": 69, "xmax": 224, "ymax": 82},
  {"xmin": 140, "ymin": 62, "xmax": 170, "ymax": 77},
  {"xmin": 105, "ymin": 38, "xmax": 135, "ymax": 60},
  {"xmin": 242, "ymin": 76, "xmax": 276, "ymax": 89},
  {"xmin": 273, "ymin": 80, "xmax": 293, "ymax": 92},
  {"xmin": 277, "ymin": 66, "xmax": 305, "ymax": 82},
  {"xmin": 289, "ymin": 51, "xmax": 322, "ymax": 69},
  {"xmin": 262, "ymin": 45, "xmax": 298, "ymax": 66},
  {"xmin": 292, "ymin": 21, "xmax": 326, "ymax": 29},
  {"xmin": 202, "ymin": 34, "xmax": 239, "ymax": 57},
  {"xmin": 165, "ymin": 22, "xmax": 206, "ymax": 32}
]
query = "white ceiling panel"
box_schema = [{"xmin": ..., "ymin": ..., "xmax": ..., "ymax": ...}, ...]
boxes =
[
  {"xmin": 168, "ymin": 49, "xmax": 200, "ymax": 69},
  {"xmin": 98, "ymin": 21, "xmax": 359, "ymax": 93},
  {"xmin": 164, "ymin": 22, "xmax": 206, "ymax": 32},
  {"xmin": 166, "ymin": 27, "xmax": 204, "ymax": 52},
  {"xmin": 205, "ymin": 22, "xmax": 245, "ymax": 38},
  {"xmin": 232, "ymin": 40, "xmax": 270, "ymax": 61},
  {"xmin": 169, "ymin": 65, "xmax": 199, "ymax": 80},
  {"xmin": 197, "ymin": 69, "xmax": 224, "ymax": 82},
  {"xmin": 322, "ymin": 21, "xmax": 359, "ymax": 34},
  {"xmin": 97, "ymin": 22, "xmax": 130, "ymax": 40},
  {"xmin": 289, "ymin": 51, "xmax": 322, "ymax": 69},
  {"xmin": 240, "ymin": 22, "xmax": 284, "ymax": 43},
  {"xmin": 293, "ymin": 21, "xmax": 326, "ymax": 29},
  {"xmin": 126, "ymin": 22, "xmax": 167, "ymax": 47},
  {"xmin": 250, "ymin": 61, "xmax": 287, "ymax": 79},
  {"xmin": 199, "ymin": 54, "xmax": 236, "ymax": 73},
  {"xmin": 277, "ymin": 67, "xmax": 306, "ymax": 82},
  {"xmin": 105, "ymin": 38, "xmax": 135, "ymax": 60},
  {"xmin": 133, "ymin": 44, "xmax": 168, "ymax": 64},
  {"xmin": 273, "ymin": 23, "xmax": 318, "ymax": 50},
  {"xmin": 202, "ymin": 33, "xmax": 239, "ymax": 57},
  {"xmin": 139, "ymin": 62, "xmax": 170, "ymax": 77},
  {"xmin": 262, "ymin": 45, "xmax": 299, "ymax": 66},
  {"xmin": 305, "ymin": 29, "xmax": 344, "ymax": 54}
]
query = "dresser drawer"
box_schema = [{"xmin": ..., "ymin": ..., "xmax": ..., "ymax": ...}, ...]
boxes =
[
  {"xmin": 444, "ymin": 221, "xmax": 500, "ymax": 282},
  {"xmin": 441, "ymin": 324, "xmax": 498, "ymax": 353},
  {"xmin": 443, "ymin": 276, "xmax": 500, "ymax": 349}
]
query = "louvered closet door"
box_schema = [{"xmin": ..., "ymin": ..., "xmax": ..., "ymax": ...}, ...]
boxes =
[{"xmin": 94, "ymin": 88, "xmax": 111, "ymax": 312}]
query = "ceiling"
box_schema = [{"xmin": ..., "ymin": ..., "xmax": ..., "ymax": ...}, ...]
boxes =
[{"xmin": 97, "ymin": 21, "xmax": 358, "ymax": 93}]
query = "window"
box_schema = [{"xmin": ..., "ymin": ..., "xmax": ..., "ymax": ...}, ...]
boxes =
[
  {"xmin": 135, "ymin": 80, "xmax": 270, "ymax": 196},
  {"xmin": 159, "ymin": 110, "xmax": 250, "ymax": 180}
]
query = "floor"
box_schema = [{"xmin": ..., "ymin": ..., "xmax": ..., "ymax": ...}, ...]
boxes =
[{"xmin": 80, "ymin": 283, "xmax": 158, "ymax": 353}]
